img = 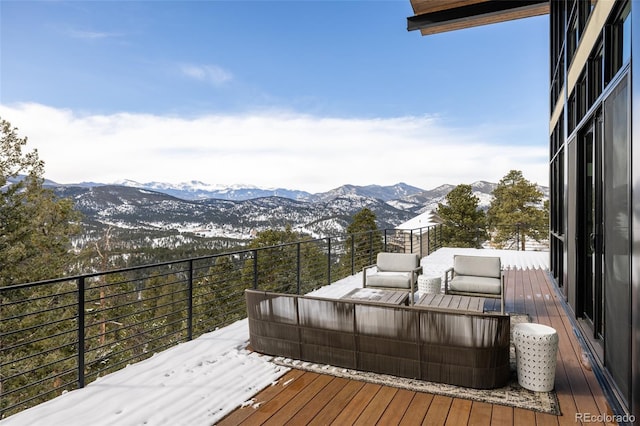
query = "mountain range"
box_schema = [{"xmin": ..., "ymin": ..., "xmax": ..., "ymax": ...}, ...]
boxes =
[
  {"xmin": 62, "ymin": 179, "xmax": 431, "ymax": 203},
  {"xmin": 46, "ymin": 179, "xmax": 548, "ymax": 250}
]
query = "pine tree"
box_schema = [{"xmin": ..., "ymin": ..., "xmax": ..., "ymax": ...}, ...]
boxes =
[
  {"xmin": 194, "ymin": 255, "xmax": 245, "ymax": 330},
  {"xmin": 437, "ymin": 184, "xmax": 487, "ymax": 248},
  {"xmin": 339, "ymin": 208, "xmax": 383, "ymax": 275},
  {"xmin": 0, "ymin": 118, "xmax": 82, "ymax": 285},
  {"xmin": 486, "ymin": 170, "xmax": 549, "ymax": 250},
  {"xmin": 243, "ymin": 225, "xmax": 326, "ymax": 294},
  {"xmin": 1, "ymin": 118, "xmax": 83, "ymax": 415}
]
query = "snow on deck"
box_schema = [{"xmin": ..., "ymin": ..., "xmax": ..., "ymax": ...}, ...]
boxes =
[
  {"xmin": 0, "ymin": 320, "xmax": 289, "ymax": 426},
  {"xmin": 309, "ymin": 247, "xmax": 549, "ymax": 300},
  {"xmin": 0, "ymin": 248, "xmax": 548, "ymax": 426}
]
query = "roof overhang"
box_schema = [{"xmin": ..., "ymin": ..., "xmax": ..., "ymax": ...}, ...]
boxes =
[{"xmin": 407, "ymin": 0, "xmax": 549, "ymax": 35}]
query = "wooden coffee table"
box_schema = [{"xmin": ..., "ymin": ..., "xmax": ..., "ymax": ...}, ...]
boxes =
[
  {"xmin": 416, "ymin": 293, "xmax": 485, "ymax": 313},
  {"xmin": 341, "ymin": 288, "xmax": 409, "ymax": 305}
]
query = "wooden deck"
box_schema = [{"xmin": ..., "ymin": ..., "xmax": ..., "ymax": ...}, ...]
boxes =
[{"xmin": 218, "ymin": 269, "xmax": 618, "ymax": 425}]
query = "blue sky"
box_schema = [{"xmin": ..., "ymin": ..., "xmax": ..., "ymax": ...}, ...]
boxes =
[{"xmin": 0, "ymin": 0, "xmax": 549, "ymax": 193}]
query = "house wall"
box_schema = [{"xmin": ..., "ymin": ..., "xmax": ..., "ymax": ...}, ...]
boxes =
[
  {"xmin": 631, "ymin": 1, "xmax": 640, "ymax": 420},
  {"xmin": 565, "ymin": 139, "xmax": 577, "ymax": 310},
  {"xmin": 549, "ymin": 0, "xmax": 638, "ymax": 418}
]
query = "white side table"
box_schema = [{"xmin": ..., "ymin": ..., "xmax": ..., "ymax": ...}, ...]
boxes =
[
  {"xmin": 418, "ymin": 275, "xmax": 441, "ymax": 294},
  {"xmin": 513, "ymin": 323, "xmax": 559, "ymax": 392}
]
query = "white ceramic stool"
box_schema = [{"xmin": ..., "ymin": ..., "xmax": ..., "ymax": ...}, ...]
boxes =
[
  {"xmin": 513, "ymin": 323, "xmax": 559, "ymax": 392},
  {"xmin": 418, "ymin": 275, "xmax": 441, "ymax": 294}
]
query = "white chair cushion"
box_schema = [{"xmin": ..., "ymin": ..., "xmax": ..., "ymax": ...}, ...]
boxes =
[
  {"xmin": 450, "ymin": 276, "xmax": 501, "ymax": 295},
  {"xmin": 367, "ymin": 272, "xmax": 412, "ymax": 289},
  {"xmin": 376, "ymin": 253, "xmax": 419, "ymax": 272},
  {"xmin": 453, "ymin": 255, "xmax": 501, "ymax": 278}
]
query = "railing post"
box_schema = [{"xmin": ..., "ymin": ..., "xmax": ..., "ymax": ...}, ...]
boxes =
[
  {"xmin": 410, "ymin": 229, "xmax": 414, "ymax": 253},
  {"xmin": 296, "ymin": 242, "xmax": 301, "ymax": 294},
  {"xmin": 327, "ymin": 238, "xmax": 332, "ymax": 286},
  {"xmin": 368, "ymin": 232, "xmax": 373, "ymax": 264},
  {"xmin": 187, "ymin": 260, "xmax": 193, "ymax": 340},
  {"xmin": 350, "ymin": 235, "xmax": 355, "ymax": 275},
  {"xmin": 77, "ymin": 277, "xmax": 85, "ymax": 389},
  {"xmin": 384, "ymin": 229, "xmax": 388, "ymax": 251},
  {"xmin": 253, "ymin": 249, "xmax": 258, "ymax": 289}
]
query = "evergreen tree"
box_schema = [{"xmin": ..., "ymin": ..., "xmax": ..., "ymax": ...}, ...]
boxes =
[
  {"xmin": 339, "ymin": 208, "xmax": 383, "ymax": 276},
  {"xmin": 437, "ymin": 184, "xmax": 487, "ymax": 248},
  {"xmin": 486, "ymin": 170, "xmax": 549, "ymax": 250},
  {"xmin": 0, "ymin": 118, "xmax": 82, "ymax": 285},
  {"xmin": 243, "ymin": 225, "xmax": 326, "ymax": 294},
  {"xmin": 1, "ymin": 118, "xmax": 83, "ymax": 415},
  {"xmin": 194, "ymin": 255, "xmax": 246, "ymax": 330}
]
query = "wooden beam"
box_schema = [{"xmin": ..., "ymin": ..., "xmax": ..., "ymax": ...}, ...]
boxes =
[{"xmin": 407, "ymin": 0, "xmax": 549, "ymax": 35}]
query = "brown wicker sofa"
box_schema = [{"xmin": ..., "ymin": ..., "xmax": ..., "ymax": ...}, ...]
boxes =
[{"xmin": 245, "ymin": 289, "xmax": 510, "ymax": 389}]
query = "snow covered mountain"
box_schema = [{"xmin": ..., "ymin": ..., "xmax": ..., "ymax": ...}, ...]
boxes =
[
  {"xmin": 52, "ymin": 185, "xmax": 417, "ymax": 247},
  {"xmin": 49, "ymin": 179, "xmax": 548, "ymax": 251},
  {"xmin": 111, "ymin": 179, "xmax": 313, "ymax": 201}
]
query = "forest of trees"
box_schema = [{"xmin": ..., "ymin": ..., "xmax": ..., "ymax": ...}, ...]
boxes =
[
  {"xmin": 1, "ymin": 211, "xmax": 381, "ymax": 417},
  {"xmin": 437, "ymin": 170, "xmax": 549, "ymax": 250}
]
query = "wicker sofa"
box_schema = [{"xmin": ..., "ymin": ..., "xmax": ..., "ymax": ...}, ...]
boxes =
[{"xmin": 245, "ymin": 289, "xmax": 510, "ymax": 389}]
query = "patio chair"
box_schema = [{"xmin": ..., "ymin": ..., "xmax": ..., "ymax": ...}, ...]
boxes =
[
  {"xmin": 444, "ymin": 255, "xmax": 505, "ymax": 314},
  {"xmin": 362, "ymin": 252, "xmax": 422, "ymax": 304}
]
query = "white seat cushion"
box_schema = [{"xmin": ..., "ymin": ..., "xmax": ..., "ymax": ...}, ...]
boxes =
[
  {"xmin": 450, "ymin": 275, "xmax": 501, "ymax": 295},
  {"xmin": 367, "ymin": 272, "xmax": 412, "ymax": 289}
]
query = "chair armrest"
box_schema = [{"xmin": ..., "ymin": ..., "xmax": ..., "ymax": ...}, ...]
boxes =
[
  {"xmin": 362, "ymin": 264, "xmax": 377, "ymax": 287},
  {"xmin": 444, "ymin": 267, "xmax": 454, "ymax": 293},
  {"xmin": 409, "ymin": 265, "xmax": 423, "ymax": 305},
  {"xmin": 410, "ymin": 266, "xmax": 423, "ymax": 285},
  {"xmin": 500, "ymin": 270, "xmax": 506, "ymax": 314}
]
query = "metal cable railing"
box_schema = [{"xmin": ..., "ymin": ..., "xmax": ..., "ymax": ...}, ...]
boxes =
[{"xmin": 0, "ymin": 226, "xmax": 442, "ymax": 418}]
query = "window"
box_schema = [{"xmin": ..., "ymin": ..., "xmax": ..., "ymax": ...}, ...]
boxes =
[
  {"xmin": 589, "ymin": 41, "xmax": 604, "ymax": 105},
  {"xmin": 567, "ymin": 92, "xmax": 576, "ymax": 134},
  {"xmin": 567, "ymin": 14, "xmax": 579, "ymax": 64},
  {"xmin": 576, "ymin": 71, "xmax": 587, "ymax": 123},
  {"xmin": 566, "ymin": 0, "xmax": 593, "ymax": 66},
  {"xmin": 605, "ymin": 1, "xmax": 631, "ymax": 84}
]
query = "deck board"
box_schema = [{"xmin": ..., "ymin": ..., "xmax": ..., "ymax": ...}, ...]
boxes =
[
  {"xmin": 423, "ymin": 395, "xmax": 453, "ymax": 425},
  {"xmin": 218, "ymin": 268, "xmax": 619, "ymax": 425},
  {"xmin": 467, "ymin": 401, "xmax": 492, "ymax": 426},
  {"xmin": 398, "ymin": 392, "xmax": 432, "ymax": 425},
  {"xmin": 377, "ymin": 388, "xmax": 415, "ymax": 424},
  {"xmin": 331, "ymin": 382, "xmax": 382, "ymax": 424},
  {"xmin": 443, "ymin": 398, "xmax": 472, "ymax": 425},
  {"xmin": 262, "ymin": 373, "xmax": 333, "ymax": 425},
  {"xmin": 353, "ymin": 385, "xmax": 398, "ymax": 425},
  {"xmin": 306, "ymin": 379, "xmax": 366, "ymax": 425},
  {"xmin": 490, "ymin": 404, "xmax": 514, "ymax": 426},
  {"xmin": 282, "ymin": 376, "xmax": 350, "ymax": 425}
]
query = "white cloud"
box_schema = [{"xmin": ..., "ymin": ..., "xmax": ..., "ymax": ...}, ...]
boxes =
[
  {"xmin": 180, "ymin": 64, "xmax": 233, "ymax": 86},
  {"xmin": 66, "ymin": 29, "xmax": 123, "ymax": 40},
  {"xmin": 0, "ymin": 103, "xmax": 548, "ymax": 193}
]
